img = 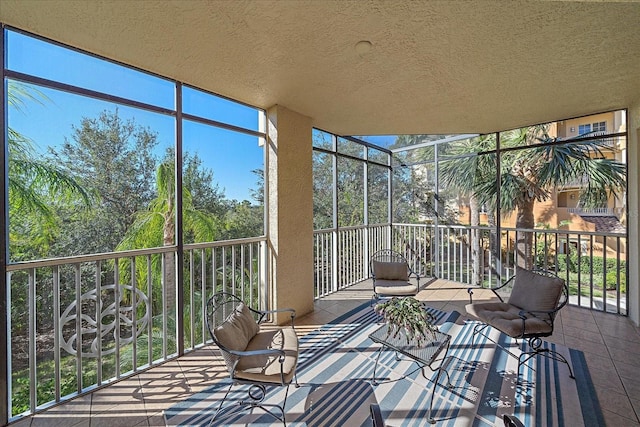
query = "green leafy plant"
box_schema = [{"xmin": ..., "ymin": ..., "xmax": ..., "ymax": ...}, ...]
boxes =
[{"xmin": 374, "ymin": 296, "xmax": 439, "ymax": 346}]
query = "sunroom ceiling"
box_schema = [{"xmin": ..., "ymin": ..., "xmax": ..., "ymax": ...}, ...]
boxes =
[{"xmin": 1, "ymin": 1, "xmax": 639, "ymax": 136}]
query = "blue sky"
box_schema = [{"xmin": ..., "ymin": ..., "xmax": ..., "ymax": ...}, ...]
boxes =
[{"xmin": 7, "ymin": 30, "xmax": 263, "ymax": 202}]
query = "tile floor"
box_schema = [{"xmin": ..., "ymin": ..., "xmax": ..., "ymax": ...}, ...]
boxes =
[{"xmin": 9, "ymin": 279, "xmax": 640, "ymax": 426}]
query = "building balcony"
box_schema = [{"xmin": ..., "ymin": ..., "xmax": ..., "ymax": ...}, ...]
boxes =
[
  {"xmin": 6, "ymin": 223, "xmax": 631, "ymax": 425},
  {"xmin": 9, "ymin": 279, "xmax": 640, "ymax": 427}
]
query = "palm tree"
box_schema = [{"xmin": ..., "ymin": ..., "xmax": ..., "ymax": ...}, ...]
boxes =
[
  {"xmin": 475, "ymin": 125, "xmax": 626, "ymax": 269},
  {"xmin": 8, "ymin": 81, "xmax": 91, "ymax": 259},
  {"xmin": 439, "ymin": 135, "xmax": 497, "ymax": 285},
  {"xmin": 117, "ymin": 160, "xmax": 218, "ymax": 313}
]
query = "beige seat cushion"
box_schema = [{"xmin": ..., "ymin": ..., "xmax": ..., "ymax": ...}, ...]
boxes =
[
  {"xmin": 508, "ymin": 267, "xmax": 564, "ymax": 313},
  {"xmin": 235, "ymin": 327, "xmax": 299, "ymax": 384},
  {"xmin": 373, "ymin": 261, "xmax": 409, "ymax": 280},
  {"xmin": 465, "ymin": 302, "xmax": 553, "ymax": 337},
  {"xmin": 214, "ymin": 303, "xmax": 260, "ymax": 352},
  {"xmin": 374, "ymin": 279, "xmax": 417, "ymax": 296}
]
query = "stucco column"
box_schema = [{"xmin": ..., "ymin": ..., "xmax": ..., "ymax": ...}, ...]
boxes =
[
  {"xmin": 265, "ymin": 105, "xmax": 315, "ymax": 323},
  {"xmin": 628, "ymin": 103, "xmax": 640, "ymax": 326}
]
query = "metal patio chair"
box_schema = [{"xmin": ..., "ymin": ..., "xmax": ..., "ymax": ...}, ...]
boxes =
[
  {"xmin": 370, "ymin": 249, "xmax": 420, "ymax": 303},
  {"xmin": 466, "ymin": 267, "xmax": 575, "ymax": 380},
  {"xmin": 206, "ymin": 292, "xmax": 299, "ymax": 425}
]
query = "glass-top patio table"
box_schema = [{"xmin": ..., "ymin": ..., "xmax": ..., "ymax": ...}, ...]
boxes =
[{"xmin": 369, "ymin": 323, "xmax": 452, "ymax": 424}]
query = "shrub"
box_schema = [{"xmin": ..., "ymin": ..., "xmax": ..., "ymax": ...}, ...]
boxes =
[
  {"xmin": 605, "ymin": 270, "xmax": 626, "ymax": 293},
  {"xmin": 556, "ymin": 254, "xmax": 625, "ymax": 276}
]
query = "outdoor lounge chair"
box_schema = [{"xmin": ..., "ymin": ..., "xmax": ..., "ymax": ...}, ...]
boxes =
[
  {"xmin": 206, "ymin": 292, "xmax": 299, "ymax": 425},
  {"xmin": 370, "ymin": 249, "xmax": 420, "ymax": 302},
  {"xmin": 465, "ymin": 267, "xmax": 574, "ymax": 380}
]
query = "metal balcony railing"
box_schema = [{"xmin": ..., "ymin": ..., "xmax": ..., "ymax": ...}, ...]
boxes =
[
  {"xmin": 312, "ymin": 224, "xmax": 628, "ymax": 315},
  {"xmin": 566, "ymin": 207, "xmax": 622, "ymax": 216},
  {"xmin": 6, "ymin": 237, "xmax": 266, "ymax": 421}
]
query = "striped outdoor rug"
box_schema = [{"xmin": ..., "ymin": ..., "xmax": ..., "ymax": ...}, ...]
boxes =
[{"xmin": 164, "ymin": 303, "xmax": 603, "ymax": 426}]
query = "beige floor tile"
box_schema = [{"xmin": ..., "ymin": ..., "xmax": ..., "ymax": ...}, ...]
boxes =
[
  {"xmin": 630, "ymin": 399, "xmax": 640, "ymax": 421},
  {"xmin": 90, "ymin": 378, "xmax": 145, "ymax": 415},
  {"xmin": 298, "ymin": 311, "xmax": 342, "ymax": 328},
  {"xmin": 620, "ymin": 376, "xmax": 640, "ymax": 402},
  {"xmin": 614, "ymin": 359, "xmax": 640, "ymax": 382},
  {"xmin": 601, "ymin": 409, "xmax": 640, "ymax": 427},
  {"xmin": 146, "ymin": 412, "xmax": 167, "ymax": 427},
  {"xmin": 562, "ymin": 317, "xmax": 602, "ymax": 333},
  {"xmin": 562, "ymin": 306, "xmax": 597, "ymax": 322},
  {"xmin": 8, "ymin": 416, "xmax": 31, "ymax": 427},
  {"xmin": 590, "ymin": 370, "xmax": 626, "ymax": 395},
  {"xmin": 607, "ymin": 345, "xmax": 640, "ymax": 368},
  {"xmin": 88, "ymin": 411, "xmax": 150, "ymax": 427},
  {"xmin": 602, "ymin": 334, "xmax": 640, "ymax": 353},
  {"xmin": 30, "ymin": 414, "xmax": 90, "ymax": 427},
  {"xmin": 562, "ymin": 325, "xmax": 605, "ymax": 344},
  {"xmin": 27, "ymin": 395, "xmax": 92, "ymax": 427},
  {"xmin": 564, "ymin": 334, "xmax": 610, "ymax": 355},
  {"xmin": 597, "ymin": 320, "xmax": 640, "ymax": 340},
  {"xmin": 596, "ymin": 388, "xmax": 637, "ymax": 421},
  {"xmin": 583, "ymin": 350, "xmax": 617, "ymax": 371}
]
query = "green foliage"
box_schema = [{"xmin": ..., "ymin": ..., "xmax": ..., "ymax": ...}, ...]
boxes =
[
  {"xmin": 556, "ymin": 253, "xmax": 626, "ymax": 276},
  {"xmin": 606, "ymin": 270, "xmax": 626, "ymax": 292},
  {"xmin": 374, "ymin": 297, "xmax": 438, "ymax": 346},
  {"xmin": 48, "ymin": 109, "xmax": 159, "ymax": 256},
  {"xmin": 8, "ymin": 83, "xmax": 92, "ymax": 262}
]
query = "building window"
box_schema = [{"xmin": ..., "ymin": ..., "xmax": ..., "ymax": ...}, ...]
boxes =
[
  {"xmin": 578, "ymin": 122, "xmax": 606, "ymax": 135},
  {"xmin": 578, "ymin": 124, "xmax": 591, "ymax": 135},
  {"xmin": 592, "ymin": 121, "xmax": 606, "ymax": 132}
]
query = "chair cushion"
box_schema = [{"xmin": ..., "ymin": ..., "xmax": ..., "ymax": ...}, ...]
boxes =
[
  {"xmin": 508, "ymin": 267, "xmax": 564, "ymax": 313},
  {"xmin": 465, "ymin": 302, "xmax": 553, "ymax": 337},
  {"xmin": 374, "ymin": 279, "xmax": 417, "ymax": 296},
  {"xmin": 373, "ymin": 261, "xmax": 408, "ymax": 280},
  {"xmin": 214, "ymin": 303, "xmax": 260, "ymax": 352},
  {"xmin": 235, "ymin": 327, "xmax": 299, "ymax": 384}
]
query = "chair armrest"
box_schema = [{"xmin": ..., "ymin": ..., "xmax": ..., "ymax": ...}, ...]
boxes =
[
  {"xmin": 229, "ymin": 347, "xmax": 286, "ymax": 358},
  {"xmin": 467, "ymin": 276, "xmax": 515, "ymax": 304},
  {"xmin": 490, "ymin": 275, "xmax": 516, "ymax": 302},
  {"xmin": 255, "ymin": 308, "xmax": 296, "ymax": 325}
]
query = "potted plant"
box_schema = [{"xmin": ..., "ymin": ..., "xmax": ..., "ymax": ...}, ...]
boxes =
[{"xmin": 374, "ymin": 296, "xmax": 439, "ymax": 346}]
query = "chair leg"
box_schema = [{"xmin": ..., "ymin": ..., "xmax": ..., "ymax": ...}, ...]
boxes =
[
  {"xmin": 471, "ymin": 322, "xmax": 489, "ymax": 347},
  {"xmin": 517, "ymin": 337, "xmax": 575, "ymax": 381},
  {"xmin": 209, "ymin": 383, "xmax": 290, "ymax": 426},
  {"xmin": 209, "ymin": 382, "xmax": 234, "ymax": 426},
  {"xmin": 371, "ymin": 293, "xmax": 380, "ymax": 307},
  {"xmin": 294, "ymin": 371, "xmax": 300, "ymax": 388}
]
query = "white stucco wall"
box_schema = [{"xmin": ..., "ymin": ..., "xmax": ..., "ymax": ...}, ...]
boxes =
[
  {"xmin": 266, "ymin": 105, "xmax": 315, "ymax": 323},
  {"xmin": 628, "ymin": 102, "xmax": 640, "ymax": 326}
]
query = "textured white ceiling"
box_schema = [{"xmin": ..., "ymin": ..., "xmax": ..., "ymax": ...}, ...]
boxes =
[{"xmin": 1, "ymin": 0, "xmax": 639, "ymax": 135}]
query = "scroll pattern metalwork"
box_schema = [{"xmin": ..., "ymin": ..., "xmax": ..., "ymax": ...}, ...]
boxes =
[{"xmin": 60, "ymin": 283, "xmax": 150, "ymax": 357}]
